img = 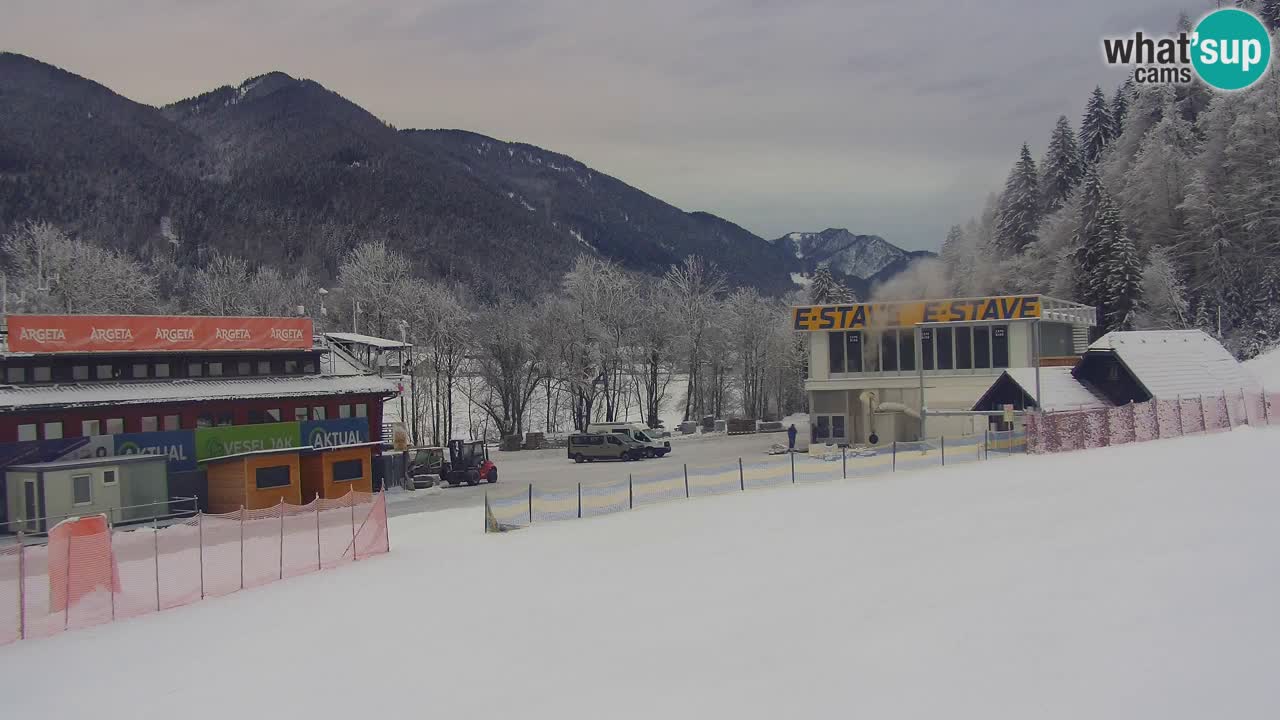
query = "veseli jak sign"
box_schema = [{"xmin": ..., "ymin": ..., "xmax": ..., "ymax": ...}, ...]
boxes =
[
  {"xmin": 6, "ymin": 315, "xmax": 313, "ymax": 353},
  {"xmin": 792, "ymin": 296, "xmax": 1042, "ymax": 332}
]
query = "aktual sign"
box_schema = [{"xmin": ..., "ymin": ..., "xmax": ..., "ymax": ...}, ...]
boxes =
[
  {"xmin": 195, "ymin": 422, "xmax": 301, "ymax": 462},
  {"xmin": 115, "ymin": 431, "xmax": 198, "ymax": 472},
  {"xmin": 792, "ymin": 296, "xmax": 1042, "ymax": 332},
  {"xmin": 302, "ymin": 418, "xmax": 370, "ymax": 449},
  {"xmin": 6, "ymin": 315, "xmax": 313, "ymax": 353}
]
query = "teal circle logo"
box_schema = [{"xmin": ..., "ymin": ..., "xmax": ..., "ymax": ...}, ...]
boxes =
[{"xmin": 1192, "ymin": 9, "xmax": 1271, "ymax": 91}]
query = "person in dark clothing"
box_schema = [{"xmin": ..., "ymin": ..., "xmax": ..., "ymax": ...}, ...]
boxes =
[{"xmin": 787, "ymin": 423, "xmax": 798, "ymax": 452}]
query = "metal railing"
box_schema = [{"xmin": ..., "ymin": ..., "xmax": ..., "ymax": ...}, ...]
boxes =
[{"xmin": 2, "ymin": 497, "xmax": 200, "ymax": 541}]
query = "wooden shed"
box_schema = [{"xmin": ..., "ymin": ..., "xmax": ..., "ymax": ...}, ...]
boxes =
[
  {"xmin": 205, "ymin": 447, "xmax": 303, "ymax": 513},
  {"xmin": 299, "ymin": 443, "xmax": 376, "ymax": 501}
]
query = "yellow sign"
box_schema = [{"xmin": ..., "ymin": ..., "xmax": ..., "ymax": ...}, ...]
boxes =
[{"xmin": 791, "ymin": 295, "xmax": 1042, "ymax": 332}]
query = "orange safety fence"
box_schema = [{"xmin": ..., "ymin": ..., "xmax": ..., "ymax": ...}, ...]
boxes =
[{"xmin": 0, "ymin": 490, "xmax": 388, "ymax": 646}]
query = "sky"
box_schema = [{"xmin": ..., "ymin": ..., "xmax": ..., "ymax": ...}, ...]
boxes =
[{"xmin": 2, "ymin": 0, "xmax": 1194, "ymax": 250}]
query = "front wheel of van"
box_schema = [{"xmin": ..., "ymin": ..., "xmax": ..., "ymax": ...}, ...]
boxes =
[{"xmin": 574, "ymin": 454, "xmax": 585, "ymax": 464}]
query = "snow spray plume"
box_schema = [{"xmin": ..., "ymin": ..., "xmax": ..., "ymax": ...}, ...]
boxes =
[{"xmin": 869, "ymin": 258, "xmax": 951, "ymax": 303}]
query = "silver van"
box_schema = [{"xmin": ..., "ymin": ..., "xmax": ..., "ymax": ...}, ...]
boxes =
[
  {"xmin": 586, "ymin": 423, "xmax": 671, "ymax": 458},
  {"xmin": 567, "ymin": 433, "xmax": 645, "ymax": 463}
]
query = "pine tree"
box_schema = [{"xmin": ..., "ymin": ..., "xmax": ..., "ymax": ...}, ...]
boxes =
[
  {"xmin": 1111, "ymin": 80, "xmax": 1133, "ymax": 130},
  {"xmin": 1100, "ymin": 203, "xmax": 1142, "ymax": 331},
  {"xmin": 1040, "ymin": 116, "xmax": 1083, "ymax": 214},
  {"xmin": 808, "ymin": 263, "xmax": 855, "ymax": 304},
  {"xmin": 1072, "ymin": 167, "xmax": 1109, "ymax": 310},
  {"xmin": 994, "ymin": 143, "xmax": 1040, "ymax": 253},
  {"xmin": 1262, "ymin": 0, "xmax": 1280, "ymax": 31},
  {"xmin": 1080, "ymin": 86, "xmax": 1117, "ymax": 166}
]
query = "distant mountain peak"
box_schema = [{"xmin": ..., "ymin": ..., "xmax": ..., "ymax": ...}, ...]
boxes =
[{"xmin": 776, "ymin": 229, "xmax": 934, "ymax": 292}]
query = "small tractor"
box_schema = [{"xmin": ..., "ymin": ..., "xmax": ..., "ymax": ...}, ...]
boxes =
[{"xmin": 442, "ymin": 439, "xmax": 498, "ymax": 486}]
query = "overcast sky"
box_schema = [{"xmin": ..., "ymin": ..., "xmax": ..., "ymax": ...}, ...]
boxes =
[{"xmin": 4, "ymin": 0, "xmax": 1193, "ymax": 250}]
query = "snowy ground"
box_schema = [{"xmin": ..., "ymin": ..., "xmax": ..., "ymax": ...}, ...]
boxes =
[
  {"xmin": 4, "ymin": 427, "xmax": 1279, "ymax": 719},
  {"xmin": 1245, "ymin": 345, "xmax": 1280, "ymax": 387}
]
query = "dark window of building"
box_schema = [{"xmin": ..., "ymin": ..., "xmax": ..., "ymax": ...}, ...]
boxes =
[
  {"xmin": 188, "ymin": 363, "xmax": 203, "ymax": 378},
  {"xmin": 164, "ymin": 415, "xmax": 181, "ymax": 431},
  {"xmin": 216, "ymin": 413, "xmax": 233, "ymax": 427},
  {"xmin": 208, "ymin": 362, "xmax": 223, "ymax": 377},
  {"xmin": 96, "ymin": 364, "xmax": 113, "ymax": 380},
  {"xmin": 332, "ymin": 459, "xmax": 364, "ymax": 483},
  {"xmin": 828, "ymin": 332, "xmax": 845, "ymax": 374},
  {"xmin": 238, "ymin": 361, "xmax": 251, "ymax": 376},
  {"xmin": 267, "ymin": 408, "xmax": 282, "ymax": 422},
  {"xmin": 339, "ymin": 405, "xmax": 353, "ymax": 419},
  {"xmin": 312, "ymin": 406, "xmax": 326, "ymax": 420},
  {"xmin": 6, "ymin": 367, "xmax": 25, "ymax": 383},
  {"xmin": 196, "ymin": 415, "xmax": 214, "ymax": 428},
  {"xmin": 845, "ymin": 331, "xmax": 863, "ymax": 373},
  {"xmin": 974, "ymin": 327, "xmax": 991, "ymax": 369},
  {"xmin": 921, "ymin": 329, "xmax": 935, "ymax": 371},
  {"xmin": 248, "ymin": 409, "xmax": 266, "ymax": 424},
  {"xmin": 294, "ymin": 407, "xmax": 308, "ymax": 422},
  {"xmin": 355, "ymin": 404, "xmax": 368, "ymax": 418},
  {"xmin": 132, "ymin": 363, "xmax": 148, "ymax": 379},
  {"xmin": 956, "ymin": 327, "xmax": 973, "ymax": 369},
  {"xmin": 33, "ymin": 367, "xmax": 51, "ymax": 383},
  {"xmin": 73, "ymin": 365, "xmax": 90, "ymax": 381},
  {"xmin": 155, "ymin": 363, "xmax": 170, "ymax": 379},
  {"xmin": 72, "ymin": 474, "xmax": 93, "ymax": 505},
  {"xmin": 141, "ymin": 417, "xmax": 158, "ymax": 432},
  {"xmin": 17, "ymin": 424, "xmax": 37, "ymax": 442},
  {"xmin": 899, "ymin": 330, "xmax": 916, "ymax": 372},
  {"xmin": 102, "ymin": 470, "xmax": 117, "ymax": 486},
  {"xmin": 105, "ymin": 418, "xmax": 124, "ymax": 435},
  {"xmin": 255, "ymin": 465, "xmax": 292, "ymax": 489},
  {"xmin": 303, "ymin": 360, "xmax": 317, "ymax": 373},
  {"xmin": 880, "ymin": 331, "xmax": 898, "ymax": 372},
  {"xmin": 43, "ymin": 421, "xmax": 63, "ymax": 440},
  {"xmin": 284, "ymin": 360, "xmax": 299, "ymax": 374},
  {"xmin": 992, "ymin": 326, "xmax": 1010, "ymax": 368},
  {"xmin": 258, "ymin": 360, "xmax": 272, "ymax": 375}
]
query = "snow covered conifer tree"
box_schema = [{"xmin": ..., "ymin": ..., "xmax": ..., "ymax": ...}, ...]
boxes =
[
  {"xmin": 1071, "ymin": 167, "xmax": 1109, "ymax": 310},
  {"xmin": 808, "ymin": 263, "xmax": 854, "ymax": 304},
  {"xmin": 994, "ymin": 143, "xmax": 1040, "ymax": 253},
  {"xmin": 1080, "ymin": 86, "xmax": 1117, "ymax": 165},
  {"xmin": 1133, "ymin": 246, "xmax": 1189, "ymax": 330},
  {"xmin": 1100, "ymin": 202, "xmax": 1142, "ymax": 331},
  {"xmin": 1040, "ymin": 116, "xmax": 1083, "ymax": 215},
  {"xmin": 1111, "ymin": 80, "xmax": 1133, "ymax": 131}
]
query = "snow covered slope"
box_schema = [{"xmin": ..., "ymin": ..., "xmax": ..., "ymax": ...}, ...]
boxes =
[
  {"xmin": 4, "ymin": 429, "xmax": 1279, "ymax": 719},
  {"xmin": 773, "ymin": 228, "xmax": 932, "ymax": 280},
  {"xmin": 1245, "ymin": 345, "xmax": 1280, "ymax": 388}
]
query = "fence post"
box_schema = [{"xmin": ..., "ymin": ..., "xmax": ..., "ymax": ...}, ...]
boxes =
[
  {"xmin": 108, "ymin": 515, "xmax": 116, "ymax": 621},
  {"xmin": 684, "ymin": 464, "xmax": 690, "ymax": 498},
  {"xmin": 279, "ymin": 499, "xmax": 286, "ymax": 579},
  {"xmin": 1264, "ymin": 388, "xmax": 1272, "ymax": 426},
  {"xmin": 349, "ymin": 491, "xmax": 357, "ymax": 561},
  {"xmin": 629, "ymin": 474, "xmax": 633, "ymax": 509},
  {"xmin": 740, "ymin": 458, "xmax": 745, "ymax": 491},
  {"xmin": 790, "ymin": 452, "xmax": 795, "ymax": 484},
  {"xmin": 153, "ymin": 516, "xmax": 161, "ymax": 612},
  {"xmin": 841, "ymin": 448, "xmax": 846, "ymax": 479},
  {"xmin": 577, "ymin": 483, "xmax": 582, "ymax": 519},
  {"xmin": 1198, "ymin": 394, "xmax": 1208, "ymax": 432},
  {"xmin": 239, "ymin": 506, "xmax": 245, "ymax": 591},
  {"xmin": 1131, "ymin": 402, "xmax": 1139, "ymax": 442},
  {"xmin": 198, "ymin": 512, "xmax": 205, "ymax": 599},
  {"xmin": 528, "ymin": 483, "xmax": 533, "ymax": 524},
  {"xmin": 64, "ymin": 525, "xmax": 74, "ymax": 629},
  {"xmin": 314, "ymin": 494, "xmax": 321, "ymax": 571},
  {"xmin": 1175, "ymin": 394, "xmax": 1185, "ymax": 436},
  {"xmin": 984, "ymin": 427, "xmax": 989, "ymax": 460},
  {"xmin": 892, "ymin": 441, "xmax": 897, "ymax": 472},
  {"xmin": 17, "ymin": 532, "xmax": 25, "ymax": 640},
  {"xmin": 940, "ymin": 436, "xmax": 945, "ymax": 466}
]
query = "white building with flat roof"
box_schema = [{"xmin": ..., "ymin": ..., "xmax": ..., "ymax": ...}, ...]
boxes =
[{"xmin": 795, "ymin": 294, "xmax": 1097, "ymax": 447}]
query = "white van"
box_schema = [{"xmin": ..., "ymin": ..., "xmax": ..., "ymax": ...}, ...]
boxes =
[{"xmin": 586, "ymin": 423, "xmax": 671, "ymax": 458}]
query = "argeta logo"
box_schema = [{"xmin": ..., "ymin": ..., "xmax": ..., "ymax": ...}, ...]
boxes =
[
  {"xmin": 1103, "ymin": 8, "xmax": 1271, "ymax": 91},
  {"xmin": 271, "ymin": 327, "xmax": 304, "ymax": 342},
  {"xmin": 215, "ymin": 328, "xmax": 252, "ymax": 342},
  {"xmin": 155, "ymin": 327, "xmax": 195, "ymax": 343},
  {"xmin": 90, "ymin": 326, "xmax": 134, "ymax": 343},
  {"xmin": 19, "ymin": 327, "xmax": 66, "ymax": 344}
]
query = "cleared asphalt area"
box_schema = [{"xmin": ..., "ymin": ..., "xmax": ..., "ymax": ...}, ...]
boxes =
[{"xmin": 386, "ymin": 430, "xmax": 800, "ymax": 518}]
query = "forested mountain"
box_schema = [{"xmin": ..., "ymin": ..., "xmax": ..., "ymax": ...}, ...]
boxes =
[
  {"xmin": 771, "ymin": 228, "xmax": 935, "ymax": 299},
  {"xmin": 0, "ymin": 52, "xmax": 805, "ymax": 296},
  {"xmin": 942, "ymin": 11, "xmax": 1280, "ymax": 360}
]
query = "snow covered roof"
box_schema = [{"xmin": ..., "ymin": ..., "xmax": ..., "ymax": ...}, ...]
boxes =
[
  {"xmin": 1004, "ymin": 367, "xmax": 1111, "ymax": 411},
  {"xmin": 1085, "ymin": 330, "xmax": 1259, "ymax": 399},
  {"xmin": 324, "ymin": 333, "xmax": 411, "ymax": 349},
  {"xmin": 973, "ymin": 367, "xmax": 1111, "ymax": 412},
  {"xmin": 0, "ymin": 373, "xmax": 400, "ymax": 411}
]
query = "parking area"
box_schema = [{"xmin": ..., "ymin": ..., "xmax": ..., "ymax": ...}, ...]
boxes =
[{"xmin": 386, "ymin": 430, "xmax": 799, "ymax": 518}]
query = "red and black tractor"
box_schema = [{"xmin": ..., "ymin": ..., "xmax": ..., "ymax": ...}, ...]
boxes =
[{"xmin": 442, "ymin": 439, "xmax": 498, "ymax": 486}]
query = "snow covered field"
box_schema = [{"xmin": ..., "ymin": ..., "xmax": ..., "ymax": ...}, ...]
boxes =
[
  {"xmin": 1246, "ymin": 345, "xmax": 1280, "ymax": 387},
  {"xmin": 4, "ymin": 428, "xmax": 1279, "ymax": 719}
]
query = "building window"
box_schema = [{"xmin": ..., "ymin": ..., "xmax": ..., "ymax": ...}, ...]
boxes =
[
  {"xmin": 102, "ymin": 470, "xmax": 117, "ymax": 486},
  {"xmin": 295, "ymin": 407, "xmax": 308, "ymax": 422},
  {"xmin": 258, "ymin": 360, "xmax": 272, "ymax": 375},
  {"xmin": 238, "ymin": 361, "xmax": 251, "ymax": 376},
  {"xmin": 164, "ymin": 415, "xmax": 181, "ymax": 431},
  {"xmin": 992, "ymin": 326, "xmax": 1010, "ymax": 368},
  {"xmin": 339, "ymin": 405, "xmax": 353, "ymax": 419},
  {"xmin": 132, "ymin": 363, "xmax": 148, "ymax": 379},
  {"xmin": 303, "ymin": 360, "xmax": 317, "ymax": 373},
  {"xmin": 284, "ymin": 360, "xmax": 299, "ymax": 374},
  {"xmin": 73, "ymin": 365, "xmax": 90, "ymax": 381},
  {"xmin": 921, "ymin": 329, "xmax": 935, "ymax": 371},
  {"xmin": 355, "ymin": 404, "xmax": 368, "ymax": 418},
  {"xmin": 43, "ymin": 422, "xmax": 63, "ymax": 440},
  {"xmin": 105, "ymin": 418, "xmax": 124, "ymax": 435},
  {"xmin": 828, "ymin": 333, "xmax": 845, "ymax": 374},
  {"xmin": 188, "ymin": 362, "xmax": 203, "ymax": 378},
  {"xmin": 196, "ymin": 414, "xmax": 214, "ymax": 428},
  {"xmin": 17, "ymin": 424, "xmax": 37, "ymax": 442},
  {"xmin": 955, "ymin": 327, "xmax": 973, "ymax": 370},
  {"xmin": 155, "ymin": 363, "xmax": 171, "ymax": 379},
  {"xmin": 936, "ymin": 327, "xmax": 954, "ymax": 370},
  {"xmin": 332, "ymin": 458, "xmax": 364, "ymax": 483},
  {"xmin": 312, "ymin": 406, "xmax": 326, "ymax": 420},
  {"xmin": 33, "ymin": 367, "xmax": 51, "ymax": 383},
  {"xmin": 844, "ymin": 332, "xmax": 863, "ymax": 373},
  {"xmin": 217, "ymin": 413, "xmax": 233, "ymax": 427},
  {"xmin": 879, "ymin": 331, "xmax": 898, "ymax": 372},
  {"xmin": 82, "ymin": 419, "xmax": 101, "ymax": 436},
  {"xmin": 267, "ymin": 408, "xmax": 282, "ymax": 422},
  {"xmin": 974, "ymin": 327, "xmax": 991, "ymax": 369},
  {"xmin": 96, "ymin": 364, "xmax": 113, "ymax": 380},
  {"xmin": 208, "ymin": 362, "xmax": 223, "ymax": 377},
  {"xmin": 6, "ymin": 367, "xmax": 25, "ymax": 383},
  {"xmin": 898, "ymin": 330, "xmax": 916, "ymax": 372},
  {"xmin": 73, "ymin": 474, "xmax": 93, "ymax": 505},
  {"xmin": 255, "ymin": 465, "xmax": 292, "ymax": 490},
  {"xmin": 141, "ymin": 416, "xmax": 159, "ymax": 432}
]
